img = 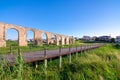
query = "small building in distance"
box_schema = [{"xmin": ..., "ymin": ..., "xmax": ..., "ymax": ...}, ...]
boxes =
[
  {"xmin": 115, "ymin": 36, "xmax": 120, "ymax": 43},
  {"xmin": 99, "ymin": 36, "xmax": 111, "ymax": 42},
  {"xmin": 82, "ymin": 36, "xmax": 96, "ymax": 41},
  {"xmin": 91, "ymin": 36, "xmax": 97, "ymax": 41},
  {"xmin": 82, "ymin": 36, "xmax": 91, "ymax": 41}
]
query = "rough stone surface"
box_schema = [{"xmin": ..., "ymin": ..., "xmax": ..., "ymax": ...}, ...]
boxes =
[{"xmin": 0, "ymin": 22, "xmax": 75, "ymax": 47}]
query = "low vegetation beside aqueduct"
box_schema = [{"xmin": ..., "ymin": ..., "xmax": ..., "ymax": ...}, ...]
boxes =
[{"xmin": 0, "ymin": 40, "xmax": 120, "ymax": 79}]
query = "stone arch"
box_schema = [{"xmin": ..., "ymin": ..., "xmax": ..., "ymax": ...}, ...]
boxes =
[
  {"xmin": 41, "ymin": 32, "xmax": 48, "ymax": 45},
  {"xmin": 5, "ymin": 24, "xmax": 27, "ymax": 46},
  {"xmin": 6, "ymin": 28, "xmax": 19, "ymax": 47},
  {"xmin": 65, "ymin": 37, "xmax": 69, "ymax": 45},
  {"xmin": 0, "ymin": 22, "xmax": 75, "ymax": 47},
  {"xmin": 26, "ymin": 29, "xmax": 35, "ymax": 46},
  {"xmin": 56, "ymin": 34, "xmax": 62, "ymax": 45},
  {"xmin": 5, "ymin": 25, "xmax": 21, "ymax": 47},
  {"xmin": 51, "ymin": 33, "xmax": 57, "ymax": 45},
  {"xmin": 69, "ymin": 36, "xmax": 74, "ymax": 44},
  {"xmin": 5, "ymin": 27, "xmax": 20, "ymax": 40}
]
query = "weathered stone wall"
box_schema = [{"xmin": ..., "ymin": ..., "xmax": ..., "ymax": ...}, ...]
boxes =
[
  {"xmin": 0, "ymin": 23, "xmax": 6, "ymax": 47},
  {"xmin": 0, "ymin": 22, "xmax": 75, "ymax": 47}
]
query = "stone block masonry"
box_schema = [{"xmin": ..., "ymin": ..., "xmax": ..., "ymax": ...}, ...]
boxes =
[{"xmin": 0, "ymin": 22, "xmax": 75, "ymax": 47}]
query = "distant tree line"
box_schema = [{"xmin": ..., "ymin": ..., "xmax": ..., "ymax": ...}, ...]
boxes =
[{"xmin": 95, "ymin": 37, "xmax": 115, "ymax": 43}]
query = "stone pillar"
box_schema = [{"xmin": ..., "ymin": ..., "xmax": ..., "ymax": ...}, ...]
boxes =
[
  {"xmin": 56, "ymin": 36, "xmax": 59, "ymax": 45},
  {"xmin": 45, "ymin": 33, "xmax": 51, "ymax": 45},
  {"xmin": 72, "ymin": 37, "xmax": 75, "ymax": 43},
  {"xmin": 69, "ymin": 38, "xmax": 71, "ymax": 44},
  {"xmin": 34, "ymin": 30, "xmax": 42, "ymax": 46},
  {"xmin": 69, "ymin": 37, "xmax": 74, "ymax": 44},
  {"xmin": 56, "ymin": 40, "xmax": 59, "ymax": 45},
  {"xmin": 35, "ymin": 38, "xmax": 42, "ymax": 45},
  {"xmin": 0, "ymin": 23, "xmax": 6, "ymax": 47},
  {"xmin": 19, "ymin": 27, "xmax": 27, "ymax": 46},
  {"xmin": 64, "ymin": 38, "xmax": 67, "ymax": 45},
  {"xmin": 66, "ymin": 37, "xmax": 69, "ymax": 45},
  {"xmin": 47, "ymin": 39, "xmax": 50, "ymax": 45},
  {"xmin": 56, "ymin": 37, "xmax": 60, "ymax": 45},
  {"xmin": 61, "ymin": 36, "xmax": 65, "ymax": 45}
]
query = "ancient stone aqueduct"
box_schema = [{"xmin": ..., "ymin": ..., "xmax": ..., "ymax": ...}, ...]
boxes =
[{"xmin": 0, "ymin": 22, "xmax": 75, "ymax": 47}]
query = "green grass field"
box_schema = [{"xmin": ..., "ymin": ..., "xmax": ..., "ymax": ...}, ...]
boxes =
[
  {"xmin": 0, "ymin": 40, "xmax": 85, "ymax": 54},
  {"xmin": 0, "ymin": 44, "xmax": 120, "ymax": 80}
]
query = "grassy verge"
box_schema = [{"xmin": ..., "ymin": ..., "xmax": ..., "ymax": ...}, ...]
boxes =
[
  {"xmin": 0, "ymin": 40, "xmax": 88, "ymax": 54},
  {"xmin": 0, "ymin": 44, "xmax": 120, "ymax": 80}
]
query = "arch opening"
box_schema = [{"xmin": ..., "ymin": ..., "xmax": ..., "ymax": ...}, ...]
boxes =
[
  {"xmin": 41, "ymin": 33, "xmax": 47, "ymax": 45},
  {"xmin": 27, "ymin": 30, "xmax": 35, "ymax": 46},
  {"xmin": 6, "ymin": 28, "xmax": 19, "ymax": 47},
  {"xmin": 69, "ymin": 37, "xmax": 73, "ymax": 44},
  {"xmin": 64, "ymin": 38, "xmax": 67, "ymax": 45},
  {"xmin": 58, "ymin": 36, "xmax": 62, "ymax": 45},
  {"xmin": 51, "ymin": 34, "xmax": 56, "ymax": 45}
]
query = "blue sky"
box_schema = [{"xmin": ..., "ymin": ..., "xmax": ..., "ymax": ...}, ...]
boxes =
[{"xmin": 0, "ymin": 0, "xmax": 120, "ymax": 40}]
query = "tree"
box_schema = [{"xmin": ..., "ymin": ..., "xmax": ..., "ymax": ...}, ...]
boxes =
[
  {"xmin": 95, "ymin": 37, "xmax": 99, "ymax": 41},
  {"xmin": 111, "ymin": 38, "xmax": 115, "ymax": 43}
]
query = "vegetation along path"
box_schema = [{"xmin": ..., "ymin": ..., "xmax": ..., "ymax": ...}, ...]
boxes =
[{"xmin": 2, "ymin": 44, "xmax": 120, "ymax": 80}]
